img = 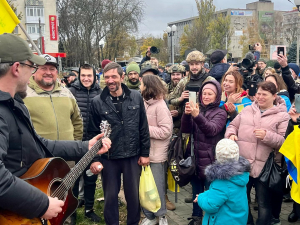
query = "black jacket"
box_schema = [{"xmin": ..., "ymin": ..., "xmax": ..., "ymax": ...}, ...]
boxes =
[
  {"xmin": 209, "ymin": 63, "xmax": 230, "ymax": 83},
  {"xmin": 0, "ymin": 91, "xmax": 89, "ymax": 219},
  {"xmin": 140, "ymin": 52, "xmax": 151, "ymax": 67},
  {"xmin": 87, "ymin": 83, "xmax": 150, "ymax": 160},
  {"xmin": 281, "ymin": 65, "xmax": 300, "ymax": 102},
  {"xmin": 69, "ymin": 81, "xmax": 101, "ymax": 141}
]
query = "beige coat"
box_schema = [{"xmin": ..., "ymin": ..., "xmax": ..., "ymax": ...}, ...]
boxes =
[
  {"xmin": 225, "ymin": 97, "xmax": 289, "ymax": 178},
  {"xmin": 144, "ymin": 98, "xmax": 173, "ymax": 163}
]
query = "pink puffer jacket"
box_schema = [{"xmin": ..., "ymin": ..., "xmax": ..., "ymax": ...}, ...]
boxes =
[
  {"xmin": 144, "ymin": 98, "xmax": 173, "ymax": 163},
  {"xmin": 225, "ymin": 96, "xmax": 289, "ymax": 178}
]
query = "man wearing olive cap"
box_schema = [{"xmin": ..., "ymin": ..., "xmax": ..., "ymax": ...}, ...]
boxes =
[{"xmin": 0, "ymin": 33, "xmax": 110, "ymax": 222}]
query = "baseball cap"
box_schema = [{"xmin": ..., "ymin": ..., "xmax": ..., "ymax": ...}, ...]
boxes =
[
  {"xmin": 0, "ymin": 33, "xmax": 45, "ymax": 65},
  {"xmin": 64, "ymin": 72, "xmax": 76, "ymax": 78},
  {"xmin": 41, "ymin": 54, "xmax": 58, "ymax": 67},
  {"xmin": 210, "ymin": 50, "xmax": 227, "ymax": 64}
]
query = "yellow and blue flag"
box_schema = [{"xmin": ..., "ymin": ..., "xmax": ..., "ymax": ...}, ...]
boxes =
[
  {"xmin": 0, "ymin": 0, "xmax": 20, "ymax": 34},
  {"xmin": 279, "ymin": 125, "xmax": 300, "ymax": 203}
]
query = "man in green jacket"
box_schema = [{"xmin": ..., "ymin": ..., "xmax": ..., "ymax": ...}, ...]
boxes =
[{"xmin": 24, "ymin": 54, "xmax": 83, "ymax": 142}]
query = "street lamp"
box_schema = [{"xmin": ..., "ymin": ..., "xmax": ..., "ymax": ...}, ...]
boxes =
[
  {"xmin": 295, "ymin": 0, "xmax": 300, "ymax": 11},
  {"xmin": 166, "ymin": 24, "xmax": 177, "ymax": 64}
]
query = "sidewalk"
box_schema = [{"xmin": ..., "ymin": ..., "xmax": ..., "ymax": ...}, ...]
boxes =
[{"xmin": 165, "ymin": 184, "xmax": 299, "ymax": 225}]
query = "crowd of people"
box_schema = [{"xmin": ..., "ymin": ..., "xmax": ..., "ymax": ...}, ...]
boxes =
[{"xmin": 0, "ymin": 32, "xmax": 300, "ymax": 225}]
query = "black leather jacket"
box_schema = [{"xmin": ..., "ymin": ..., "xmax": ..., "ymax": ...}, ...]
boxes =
[
  {"xmin": 87, "ymin": 84, "xmax": 150, "ymax": 160},
  {"xmin": 0, "ymin": 91, "xmax": 88, "ymax": 219}
]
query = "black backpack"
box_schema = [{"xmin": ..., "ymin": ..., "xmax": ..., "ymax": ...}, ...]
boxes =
[{"xmin": 168, "ymin": 132, "xmax": 196, "ymax": 187}]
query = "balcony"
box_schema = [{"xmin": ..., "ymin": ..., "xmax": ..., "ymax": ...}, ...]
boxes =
[{"xmin": 25, "ymin": 7, "xmax": 45, "ymax": 24}]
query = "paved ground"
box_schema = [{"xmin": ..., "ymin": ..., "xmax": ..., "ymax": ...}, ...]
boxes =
[{"xmin": 165, "ymin": 184, "xmax": 300, "ymax": 225}]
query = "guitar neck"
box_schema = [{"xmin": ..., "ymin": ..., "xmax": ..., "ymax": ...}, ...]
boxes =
[{"xmin": 59, "ymin": 138, "xmax": 103, "ymax": 192}]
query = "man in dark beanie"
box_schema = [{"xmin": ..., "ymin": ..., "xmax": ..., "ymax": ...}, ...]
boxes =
[
  {"xmin": 209, "ymin": 49, "xmax": 230, "ymax": 83},
  {"xmin": 274, "ymin": 62, "xmax": 282, "ymax": 75}
]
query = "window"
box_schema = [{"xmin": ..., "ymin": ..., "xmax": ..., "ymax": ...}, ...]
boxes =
[
  {"xmin": 27, "ymin": 24, "xmax": 44, "ymax": 34},
  {"xmin": 26, "ymin": 7, "xmax": 44, "ymax": 17}
]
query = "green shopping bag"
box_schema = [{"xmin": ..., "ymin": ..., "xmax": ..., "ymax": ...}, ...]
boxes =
[{"xmin": 139, "ymin": 166, "xmax": 161, "ymax": 213}]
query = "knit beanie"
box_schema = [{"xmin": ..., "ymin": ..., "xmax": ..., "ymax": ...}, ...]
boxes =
[
  {"xmin": 101, "ymin": 59, "xmax": 111, "ymax": 69},
  {"xmin": 202, "ymin": 83, "xmax": 217, "ymax": 95},
  {"xmin": 258, "ymin": 58, "xmax": 267, "ymax": 64},
  {"xmin": 126, "ymin": 62, "xmax": 140, "ymax": 74},
  {"xmin": 274, "ymin": 62, "xmax": 281, "ymax": 70},
  {"xmin": 215, "ymin": 139, "xmax": 239, "ymax": 163},
  {"xmin": 289, "ymin": 63, "xmax": 300, "ymax": 76}
]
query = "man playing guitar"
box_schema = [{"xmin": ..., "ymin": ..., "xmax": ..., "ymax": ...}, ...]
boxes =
[{"xmin": 0, "ymin": 33, "xmax": 111, "ymax": 222}]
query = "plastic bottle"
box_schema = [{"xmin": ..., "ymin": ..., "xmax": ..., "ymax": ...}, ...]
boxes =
[{"xmin": 86, "ymin": 164, "xmax": 102, "ymax": 176}]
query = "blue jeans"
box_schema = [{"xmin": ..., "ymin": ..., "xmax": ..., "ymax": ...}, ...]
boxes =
[{"xmin": 191, "ymin": 176, "xmax": 210, "ymax": 217}]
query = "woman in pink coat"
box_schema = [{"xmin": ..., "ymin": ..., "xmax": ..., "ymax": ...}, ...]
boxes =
[
  {"xmin": 225, "ymin": 81, "xmax": 289, "ymax": 225},
  {"xmin": 140, "ymin": 74, "xmax": 173, "ymax": 225}
]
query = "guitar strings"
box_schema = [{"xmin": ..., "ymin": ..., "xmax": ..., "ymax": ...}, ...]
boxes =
[
  {"xmin": 52, "ymin": 122, "xmax": 110, "ymax": 200},
  {"xmin": 51, "ymin": 140, "xmax": 103, "ymax": 199}
]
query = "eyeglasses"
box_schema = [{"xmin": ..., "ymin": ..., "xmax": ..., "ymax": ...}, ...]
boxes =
[{"xmin": 9, "ymin": 62, "xmax": 38, "ymax": 74}]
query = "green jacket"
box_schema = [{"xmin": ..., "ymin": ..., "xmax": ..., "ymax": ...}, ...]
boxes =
[
  {"xmin": 24, "ymin": 77, "xmax": 83, "ymax": 141},
  {"xmin": 168, "ymin": 71, "xmax": 215, "ymax": 106}
]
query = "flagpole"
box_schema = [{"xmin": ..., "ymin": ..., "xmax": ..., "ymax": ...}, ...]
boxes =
[{"xmin": 18, "ymin": 23, "xmax": 42, "ymax": 55}]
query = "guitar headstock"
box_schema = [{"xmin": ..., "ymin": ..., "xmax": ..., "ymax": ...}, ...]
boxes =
[{"xmin": 100, "ymin": 120, "xmax": 111, "ymax": 138}]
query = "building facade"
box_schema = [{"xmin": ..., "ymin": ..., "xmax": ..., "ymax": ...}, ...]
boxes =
[
  {"xmin": 13, "ymin": 0, "xmax": 58, "ymax": 54},
  {"xmin": 167, "ymin": 0, "xmax": 287, "ymax": 61}
]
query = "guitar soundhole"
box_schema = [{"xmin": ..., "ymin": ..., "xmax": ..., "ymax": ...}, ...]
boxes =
[{"xmin": 49, "ymin": 180, "xmax": 67, "ymax": 201}]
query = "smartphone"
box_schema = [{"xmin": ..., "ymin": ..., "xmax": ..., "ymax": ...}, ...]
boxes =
[
  {"xmin": 189, "ymin": 91, "xmax": 197, "ymax": 104},
  {"xmin": 277, "ymin": 47, "xmax": 285, "ymax": 56},
  {"xmin": 249, "ymin": 45, "xmax": 255, "ymax": 51},
  {"xmin": 295, "ymin": 94, "xmax": 300, "ymax": 113},
  {"xmin": 248, "ymin": 81, "xmax": 257, "ymax": 97}
]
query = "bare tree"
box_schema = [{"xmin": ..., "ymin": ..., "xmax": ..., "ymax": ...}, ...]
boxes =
[{"xmin": 57, "ymin": 0, "xmax": 143, "ymax": 67}]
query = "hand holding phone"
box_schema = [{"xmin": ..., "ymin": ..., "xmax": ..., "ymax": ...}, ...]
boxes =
[{"xmin": 295, "ymin": 94, "xmax": 300, "ymax": 113}]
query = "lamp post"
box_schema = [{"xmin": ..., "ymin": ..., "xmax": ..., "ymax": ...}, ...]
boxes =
[
  {"xmin": 166, "ymin": 24, "xmax": 177, "ymax": 64},
  {"xmin": 295, "ymin": 0, "xmax": 300, "ymax": 65}
]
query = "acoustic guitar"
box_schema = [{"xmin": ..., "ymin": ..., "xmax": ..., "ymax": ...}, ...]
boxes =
[{"xmin": 0, "ymin": 121, "xmax": 111, "ymax": 225}]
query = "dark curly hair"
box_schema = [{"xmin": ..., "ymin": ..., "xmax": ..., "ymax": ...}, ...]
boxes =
[{"xmin": 141, "ymin": 75, "xmax": 167, "ymax": 100}]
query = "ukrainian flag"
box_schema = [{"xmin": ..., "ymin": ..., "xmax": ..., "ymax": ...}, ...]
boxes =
[{"xmin": 279, "ymin": 125, "xmax": 300, "ymax": 203}]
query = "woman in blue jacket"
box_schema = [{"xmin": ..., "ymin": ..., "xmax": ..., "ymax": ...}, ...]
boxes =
[
  {"xmin": 219, "ymin": 70, "xmax": 252, "ymax": 127},
  {"xmin": 195, "ymin": 139, "xmax": 250, "ymax": 225}
]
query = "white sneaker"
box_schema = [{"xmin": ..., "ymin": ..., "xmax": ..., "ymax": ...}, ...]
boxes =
[
  {"xmin": 140, "ymin": 217, "xmax": 157, "ymax": 225},
  {"xmin": 159, "ymin": 216, "xmax": 168, "ymax": 225}
]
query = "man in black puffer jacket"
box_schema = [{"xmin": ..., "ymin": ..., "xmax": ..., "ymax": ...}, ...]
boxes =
[
  {"xmin": 87, "ymin": 62, "xmax": 150, "ymax": 225},
  {"xmin": 69, "ymin": 64, "xmax": 102, "ymax": 224}
]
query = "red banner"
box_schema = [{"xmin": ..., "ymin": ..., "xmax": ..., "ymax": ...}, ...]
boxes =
[{"xmin": 49, "ymin": 15, "xmax": 58, "ymax": 41}]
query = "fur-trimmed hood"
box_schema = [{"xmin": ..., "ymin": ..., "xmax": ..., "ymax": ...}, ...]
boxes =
[{"xmin": 205, "ymin": 156, "xmax": 250, "ymax": 186}]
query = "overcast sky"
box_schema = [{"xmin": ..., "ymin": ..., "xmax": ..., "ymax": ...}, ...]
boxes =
[{"xmin": 137, "ymin": 0, "xmax": 294, "ymax": 37}]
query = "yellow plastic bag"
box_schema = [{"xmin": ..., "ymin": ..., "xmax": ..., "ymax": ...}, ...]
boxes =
[
  {"xmin": 139, "ymin": 166, "xmax": 161, "ymax": 213},
  {"xmin": 167, "ymin": 168, "xmax": 180, "ymax": 193}
]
